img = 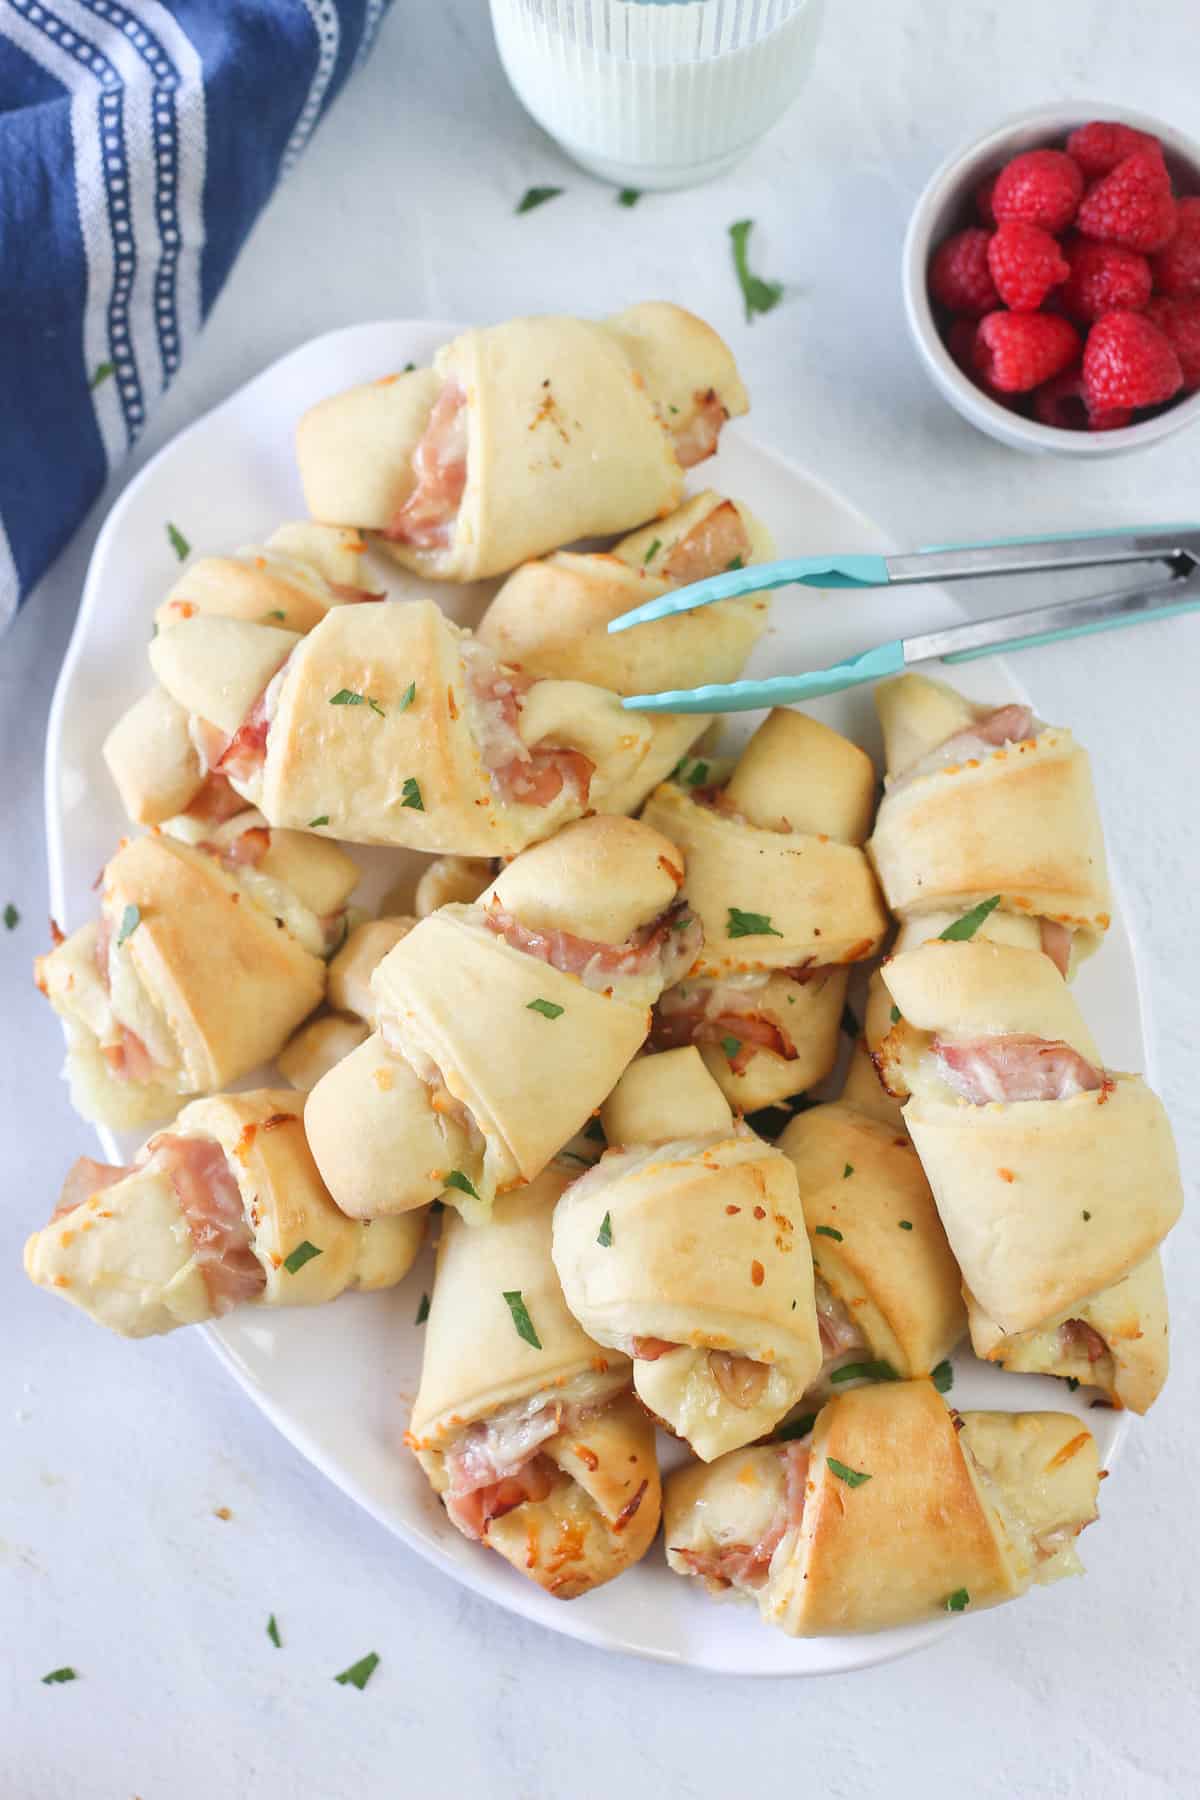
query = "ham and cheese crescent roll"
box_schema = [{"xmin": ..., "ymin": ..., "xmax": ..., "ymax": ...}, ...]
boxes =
[
  {"xmin": 24, "ymin": 1090, "xmax": 423, "ymax": 1339},
  {"xmin": 643, "ymin": 710, "xmax": 888, "ymax": 1110},
  {"xmin": 36, "ymin": 818, "xmax": 358, "ymax": 1131},
  {"xmin": 305, "ymin": 817, "xmax": 698, "ymax": 1222},
  {"xmin": 776, "ymin": 1101, "xmax": 965, "ymax": 1385},
  {"xmin": 879, "ymin": 939, "xmax": 1183, "ymax": 1333},
  {"xmin": 867, "ymin": 673, "xmax": 1111, "ymax": 975},
  {"xmin": 147, "ymin": 601, "xmax": 657, "ymax": 855},
  {"xmin": 296, "ymin": 303, "xmax": 748, "ymax": 582},
  {"xmin": 277, "ymin": 917, "xmax": 416, "ymax": 1093},
  {"xmin": 664, "ymin": 1380, "xmax": 1100, "ymax": 1634},
  {"xmin": 408, "ymin": 1165, "xmax": 659, "ymax": 1599},
  {"xmin": 103, "ymin": 523, "xmax": 383, "ymax": 827},
  {"xmin": 478, "ymin": 490, "xmax": 774, "ymax": 818},
  {"xmin": 966, "ymin": 1252, "xmax": 1169, "ymax": 1415},
  {"xmin": 551, "ymin": 1048, "xmax": 822, "ymax": 1459}
]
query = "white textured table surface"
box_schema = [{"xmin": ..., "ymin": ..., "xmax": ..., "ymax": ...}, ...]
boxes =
[{"xmin": 3, "ymin": 3, "xmax": 1198, "ymax": 1795}]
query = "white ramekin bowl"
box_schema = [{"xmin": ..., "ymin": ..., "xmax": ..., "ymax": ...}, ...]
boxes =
[{"xmin": 902, "ymin": 102, "xmax": 1200, "ymax": 457}]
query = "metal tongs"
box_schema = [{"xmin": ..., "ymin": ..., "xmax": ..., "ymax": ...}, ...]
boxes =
[{"xmin": 606, "ymin": 526, "xmax": 1200, "ymax": 713}]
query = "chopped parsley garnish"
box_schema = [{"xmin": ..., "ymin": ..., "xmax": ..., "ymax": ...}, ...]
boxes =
[
  {"xmin": 815, "ymin": 1225, "xmax": 843, "ymax": 1241},
  {"xmin": 282, "ymin": 1240, "xmax": 322, "ymax": 1275},
  {"xmin": 683, "ymin": 760, "xmax": 709, "ymax": 787},
  {"xmin": 415, "ymin": 1292, "xmax": 430, "ymax": 1325},
  {"xmin": 898, "ymin": 1219, "xmax": 913, "ymax": 1231},
  {"xmin": 597, "ymin": 1212, "xmax": 613, "ymax": 1248},
  {"xmin": 267, "ymin": 1615, "xmax": 282, "ymax": 1648},
  {"xmin": 729, "ymin": 219, "xmax": 783, "ymax": 322},
  {"xmin": 931, "ymin": 1359, "xmax": 954, "ymax": 1394},
  {"xmin": 90, "ymin": 361, "xmax": 114, "ymax": 391},
  {"xmin": 830, "ymin": 1359, "xmax": 898, "ymax": 1385},
  {"xmin": 945, "ymin": 1588, "xmax": 970, "ymax": 1613},
  {"xmin": 617, "ymin": 188, "xmax": 641, "ymax": 207},
  {"xmin": 308, "ymin": 815, "xmax": 330, "ymax": 828},
  {"xmin": 827, "ymin": 1457, "xmax": 871, "ymax": 1488},
  {"xmin": 397, "ymin": 681, "xmax": 416, "ymax": 713},
  {"xmin": 41, "ymin": 1667, "xmax": 77, "ymax": 1685},
  {"xmin": 445, "ymin": 1170, "xmax": 480, "ymax": 1201},
  {"xmin": 368, "ymin": 697, "xmax": 386, "ymax": 718},
  {"xmin": 643, "ymin": 537, "xmax": 662, "ymax": 564},
  {"xmin": 726, "ymin": 555, "xmax": 745, "ymax": 571},
  {"xmin": 890, "ymin": 1004, "xmax": 901, "ymax": 1023},
  {"xmin": 516, "ymin": 186, "xmax": 563, "ymax": 214},
  {"xmin": 334, "ymin": 1651, "xmax": 380, "ymax": 1690},
  {"xmin": 263, "ymin": 609, "xmax": 286, "ymax": 622},
  {"xmin": 330, "ymin": 688, "xmax": 365, "ymax": 706},
  {"xmin": 527, "ymin": 998, "xmax": 565, "ymax": 1020},
  {"xmin": 402, "ymin": 361, "xmax": 416, "ymax": 373},
  {"xmin": 776, "ymin": 1412, "xmax": 817, "ymax": 1442},
  {"xmin": 727, "ymin": 907, "xmax": 782, "ymax": 939},
  {"xmin": 842, "ymin": 1163, "xmax": 854, "ymax": 1179},
  {"xmin": 671, "ymin": 911, "xmax": 694, "ymax": 932},
  {"xmin": 166, "ymin": 522, "xmax": 190, "ymax": 561},
  {"xmin": 502, "ymin": 1289, "xmax": 542, "ymax": 1349},
  {"xmin": 939, "ymin": 895, "xmax": 1001, "ymax": 941},
  {"xmin": 4, "ymin": 903, "xmax": 18, "ymax": 930},
  {"xmin": 1082, "ymin": 1210, "xmax": 1092, "ymax": 1221},
  {"xmin": 401, "ymin": 776, "xmax": 424, "ymax": 811},
  {"xmin": 115, "ymin": 903, "xmax": 141, "ymax": 948},
  {"xmin": 721, "ymin": 1034, "xmax": 742, "ymax": 1060},
  {"xmin": 840, "ymin": 1004, "xmax": 859, "ymax": 1038}
]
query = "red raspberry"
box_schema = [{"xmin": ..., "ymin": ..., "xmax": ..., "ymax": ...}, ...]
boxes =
[
  {"xmin": 944, "ymin": 317, "xmax": 979, "ymax": 373},
  {"xmin": 992, "ymin": 149, "xmax": 1084, "ymax": 233},
  {"xmin": 1076, "ymin": 151, "xmax": 1178, "ymax": 253},
  {"xmin": 929, "ymin": 228, "xmax": 1000, "ymax": 315},
  {"xmin": 1082, "ymin": 310, "xmax": 1183, "ymax": 410},
  {"xmin": 975, "ymin": 173, "xmax": 998, "ymax": 226},
  {"xmin": 973, "ymin": 311, "xmax": 1080, "ymax": 393},
  {"xmin": 986, "ymin": 220, "xmax": 1070, "ymax": 311},
  {"xmin": 1033, "ymin": 370, "xmax": 1132, "ymax": 431},
  {"xmin": 1060, "ymin": 237, "xmax": 1152, "ymax": 321},
  {"xmin": 1066, "ymin": 120, "xmax": 1163, "ymax": 180},
  {"xmin": 1145, "ymin": 296, "xmax": 1200, "ymax": 390},
  {"xmin": 1150, "ymin": 195, "xmax": 1200, "ymax": 297}
]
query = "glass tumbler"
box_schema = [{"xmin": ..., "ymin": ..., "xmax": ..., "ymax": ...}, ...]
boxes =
[{"xmin": 489, "ymin": 0, "xmax": 825, "ymax": 191}]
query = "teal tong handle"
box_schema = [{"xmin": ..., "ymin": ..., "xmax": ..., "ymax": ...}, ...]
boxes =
[
  {"xmin": 605, "ymin": 554, "xmax": 891, "ymax": 635},
  {"xmin": 621, "ymin": 639, "xmax": 906, "ymax": 715}
]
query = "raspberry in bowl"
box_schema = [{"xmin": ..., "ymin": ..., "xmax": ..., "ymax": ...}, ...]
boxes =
[{"xmin": 903, "ymin": 104, "xmax": 1200, "ymax": 455}]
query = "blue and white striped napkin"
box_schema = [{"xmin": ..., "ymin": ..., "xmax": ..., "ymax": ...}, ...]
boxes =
[{"xmin": 0, "ymin": 0, "xmax": 392, "ymax": 631}]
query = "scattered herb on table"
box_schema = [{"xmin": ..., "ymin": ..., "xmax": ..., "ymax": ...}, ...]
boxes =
[
  {"xmin": 729, "ymin": 219, "xmax": 783, "ymax": 322},
  {"xmin": 166, "ymin": 522, "xmax": 190, "ymax": 561},
  {"xmin": 617, "ymin": 188, "xmax": 641, "ymax": 207},
  {"xmin": 334, "ymin": 1652, "xmax": 380, "ymax": 1690},
  {"xmin": 266, "ymin": 1615, "xmax": 282, "ymax": 1649},
  {"xmin": 516, "ymin": 186, "xmax": 563, "ymax": 214},
  {"xmin": 90, "ymin": 361, "xmax": 114, "ymax": 391},
  {"xmin": 4, "ymin": 903, "xmax": 18, "ymax": 930},
  {"xmin": 41, "ymin": 1668, "xmax": 77, "ymax": 1685}
]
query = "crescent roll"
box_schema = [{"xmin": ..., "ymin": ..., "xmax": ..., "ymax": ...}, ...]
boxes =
[
  {"xmin": 966, "ymin": 1252, "xmax": 1169, "ymax": 1415},
  {"xmin": 305, "ymin": 817, "xmax": 697, "ymax": 1222},
  {"xmin": 278, "ymin": 917, "xmax": 416, "ymax": 1092},
  {"xmin": 36, "ymin": 819, "xmax": 358, "ymax": 1131},
  {"xmin": 879, "ymin": 939, "xmax": 1183, "ymax": 1333},
  {"xmin": 643, "ymin": 710, "xmax": 888, "ymax": 1110},
  {"xmin": 296, "ymin": 303, "xmax": 748, "ymax": 582},
  {"xmin": 776, "ymin": 1101, "xmax": 965, "ymax": 1384},
  {"xmin": 408, "ymin": 1165, "xmax": 660, "ymax": 1599},
  {"xmin": 104, "ymin": 523, "xmax": 381, "ymax": 827},
  {"xmin": 551, "ymin": 1048, "xmax": 822, "ymax": 1459},
  {"xmin": 477, "ymin": 492, "xmax": 773, "ymax": 812},
  {"xmin": 148, "ymin": 600, "xmax": 657, "ymax": 855},
  {"xmin": 25, "ymin": 1090, "xmax": 424, "ymax": 1339},
  {"xmin": 664, "ymin": 1379, "xmax": 1100, "ymax": 1634},
  {"xmin": 867, "ymin": 673, "xmax": 1111, "ymax": 973}
]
